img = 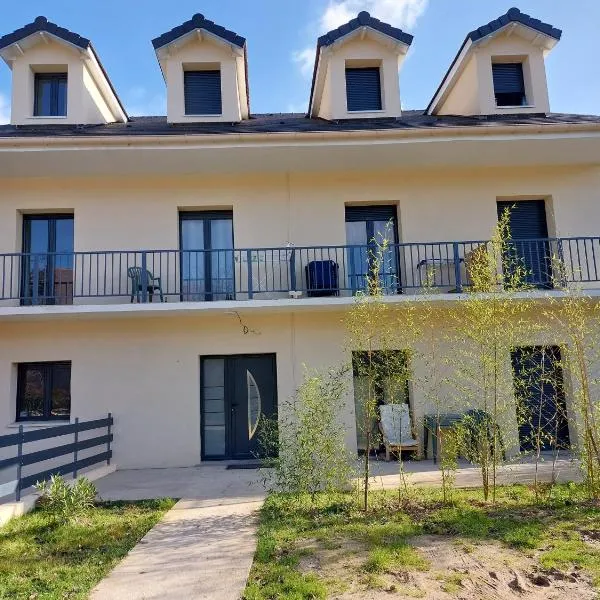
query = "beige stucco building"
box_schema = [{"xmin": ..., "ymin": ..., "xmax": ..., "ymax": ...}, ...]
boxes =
[{"xmin": 0, "ymin": 9, "xmax": 599, "ymax": 470}]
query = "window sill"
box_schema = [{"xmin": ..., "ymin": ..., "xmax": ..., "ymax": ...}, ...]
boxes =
[
  {"xmin": 7, "ymin": 421, "xmax": 70, "ymax": 429},
  {"xmin": 28, "ymin": 116, "xmax": 67, "ymax": 120},
  {"xmin": 183, "ymin": 114, "xmax": 223, "ymax": 118},
  {"xmin": 495, "ymin": 105, "xmax": 535, "ymax": 109},
  {"xmin": 347, "ymin": 109, "xmax": 385, "ymax": 114}
]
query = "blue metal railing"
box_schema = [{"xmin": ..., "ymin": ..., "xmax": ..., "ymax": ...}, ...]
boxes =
[
  {"xmin": 0, "ymin": 237, "xmax": 598, "ymax": 305},
  {"xmin": 0, "ymin": 414, "xmax": 113, "ymax": 501}
]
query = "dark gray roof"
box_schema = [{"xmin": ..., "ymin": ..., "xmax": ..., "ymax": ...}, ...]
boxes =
[
  {"xmin": 310, "ymin": 11, "xmax": 413, "ymax": 114},
  {"xmin": 1, "ymin": 111, "xmax": 598, "ymax": 139},
  {"xmin": 426, "ymin": 8, "xmax": 562, "ymax": 114},
  {"xmin": 317, "ymin": 11, "xmax": 413, "ymax": 49},
  {"xmin": 152, "ymin": 13, "xmax": 246, "ymax": 50},
  {"xmin": 467, "ymin": 7, "xmax": 561, "ymax": 43},
  {"xmin": 0, "ymin": 15, "xmax": 90, "ymax": 50}
]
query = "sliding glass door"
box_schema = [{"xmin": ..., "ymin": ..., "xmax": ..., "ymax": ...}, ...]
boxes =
[
  {"xmin": 180, "ymin": 212, "xmax": 234, "ymax": 301},
  {"xmin": 22, "ymin": 215, "xmax": 74, "ymax": 305}
]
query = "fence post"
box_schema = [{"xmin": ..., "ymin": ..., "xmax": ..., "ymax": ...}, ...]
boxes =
[
  {"xmin": 73, "ymin": 417, "xmax": 79, "ymax": 479},
  {"xmin": 107, "ymin": 412, "xmax": 112, "ymax": 465},
  {"xmin": 141, "ymin": 252, "xmax": 148, "ymax": 303},
  {"xmin": 15, "ymin": 424, "xmax": 23, "ymax": 501},
  {"xmin": 246, "ymin": 250, "xmax": 253, "ymax": 299},
  {"xmin": 453, "ymin": 242, "xmax": 463, "ymax": 293},
  {"xmin": 289, "ymin": 248, "xmax": 297, "ymax": 292}
]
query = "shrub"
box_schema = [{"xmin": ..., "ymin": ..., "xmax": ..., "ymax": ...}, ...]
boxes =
[{"xmin": 35, "ymin": 474, "xmax": 97, "ymax": 518}]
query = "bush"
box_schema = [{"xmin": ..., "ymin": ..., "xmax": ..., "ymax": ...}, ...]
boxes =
[{"xmin": 35, "ymin": 474, "xmax": 97, "ymax": 518}]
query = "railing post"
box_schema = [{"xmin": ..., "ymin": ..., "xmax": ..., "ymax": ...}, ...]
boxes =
[
  {"xmin": 246, "ymin": 250, "xmax": 253, "ymax": 299},
  {"xmin": 107, "ymin": 412, "xmax": 112, "ymax": 466},
  {"xmin": 141, "ymin": 252, "xmax": 148, "ymax": 303},
  {"xmin": 16, "ymin": 424, "xmax": 23, "ymax": 501},
  {"xmin": 73, "ymin": 417, "xmax": 79, "ymax": 479},
  {"xmin": 289, "ymin": 247, "xmax": 297, "ymax": 292},
  {"xmin": 453, "ymin": 242, "xmax": 463, "ymax": 293}
]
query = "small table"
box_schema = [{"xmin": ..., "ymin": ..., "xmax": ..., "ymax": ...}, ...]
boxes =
[{"xmin": 423, "ymin": 413, "xmax": 463, "ymax": 464}]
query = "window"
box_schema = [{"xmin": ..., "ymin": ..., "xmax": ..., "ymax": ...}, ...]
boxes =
[
  {"xmin": 34, "ymin": 73, "xmax": 67, "ymax": 117},
  {"xmin": 184, "ymin": 70, "xmax": 222, "ymax": 115},
  {"xmin": 16, "ymin": 362, "xmax": 71, "ymax": 421},
  {"xmin": 345, "ymin": 67, "xmax": 382, "ymax": 112},
  {"xmin": 492, "ymin": 63, "xmax": 526, "ymax": 107}
]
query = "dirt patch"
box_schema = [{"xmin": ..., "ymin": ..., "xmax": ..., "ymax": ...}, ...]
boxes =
[{"xmin": 297, "ymin": 535, "xmax": 596, "ymax": 600}]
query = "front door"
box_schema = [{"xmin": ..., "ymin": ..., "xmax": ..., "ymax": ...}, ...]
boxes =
[{"xmin": 201, "ymin": 354, "xmax": 277, "ymax": 460}]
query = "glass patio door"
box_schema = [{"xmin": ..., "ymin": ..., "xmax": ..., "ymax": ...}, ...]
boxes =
[
  {"xmin": 180, "ymin": 212, "xmax": 234, "ymax": 301},
  {"xmin": 345, "ymin": 206, "xmax": 399, "ymax": 294},
  {"xmin": 22, "ymin": 215, "xmax": 74, "ymax": 305}
]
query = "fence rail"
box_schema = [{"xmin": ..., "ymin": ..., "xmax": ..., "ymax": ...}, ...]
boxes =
[
  {"xmin": 1, "ymin": 237, "xmax": 599, "ymax": 305},
  {"xmin": 0, "ymin": 414, "xmax": 112, "ymax": 500}
]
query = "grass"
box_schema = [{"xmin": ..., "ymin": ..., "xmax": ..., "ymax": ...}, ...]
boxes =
[
  {"xmin": 0, "ymin": 498, "xmax": 175, "ymax": 600},
  {"xmin": 244, "ymin": 484, "xmax": 600, "ymax": 599}
]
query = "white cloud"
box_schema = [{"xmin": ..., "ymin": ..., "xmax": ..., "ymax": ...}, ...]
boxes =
[
  {"xmin": 124, "ymin": 86, "xmax": 166, "ymax": 116},
  {"xmin": 0, "ymin": 93, "xmax": 10, "ymax": 124},
  {"xmin": 293, "ymin": 0, "xmax": 428, "ymax": 78}
]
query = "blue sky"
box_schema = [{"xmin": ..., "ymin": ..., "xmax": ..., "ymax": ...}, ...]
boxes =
[{"xmin": 0, "ymin": 0, "xmax": 598, "ymax": 120}]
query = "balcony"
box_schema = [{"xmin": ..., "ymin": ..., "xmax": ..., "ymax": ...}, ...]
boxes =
[{"xmin": 0, "ymin": 238, "xmax": 599, "ymax": 308}]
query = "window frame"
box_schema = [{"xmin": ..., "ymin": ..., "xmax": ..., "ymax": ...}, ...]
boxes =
[
  {"xmin": 345, "ymin": 66, "xmax": 383, "ymax": 113},
  {"xmin": 33, "ymin": 72, "xmax": 68, "ymax": 117},
  {"xmin": 491, "ymin": 62, "xmax": 527, "ymax": 108},
  {"xmin": 183, "ymin": 69, "xmax": 223, "ymax": 116},
  {"xmin": 16, "ymin": 361, "xmax": 72, "ymax": 422}
]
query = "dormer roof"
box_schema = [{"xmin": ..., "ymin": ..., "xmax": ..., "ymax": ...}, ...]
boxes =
[
  {"xmin": 427, "ymin": 7, "xmax": 561, "ymax": 115},
  {"xmin": 0, "ymin": 16, "xmax": 128, "ymax": 122},
  {"xmin": 309, "ymin": 11, "xmax": 413, "ymax": 118},
  {"xmin": 152, "ymin": 13, "xmax": 246, "ymax": 50}
]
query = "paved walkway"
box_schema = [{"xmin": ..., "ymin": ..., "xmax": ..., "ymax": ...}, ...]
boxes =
[
  {"xmin": 89, "ymin": 458, "xmax": 580, "ymax": 600},
  {"xmin": 91, "ymin": 465, "xmax": 266, "ymax": 600}
]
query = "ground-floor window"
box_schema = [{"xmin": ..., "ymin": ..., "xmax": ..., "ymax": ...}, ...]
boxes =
[
  {"xmin": 16, "ymin": 361, "xmax": 71, "ymax": 421},
  {"xmin": 352, "ymin": 350, "xmax": 410, "ymax": 451},
  {"xmin": 511, "ymin": 346, "xmax": 570, "ymax": 452}
]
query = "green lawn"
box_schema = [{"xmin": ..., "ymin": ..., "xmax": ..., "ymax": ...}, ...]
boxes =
[
  {"xmin": 244, "ymin": 484, "xmax": 600, "ymax": 599},
  {"xmin": 0, "ymin": 499, "xmax": 175, "ymax": 600}
]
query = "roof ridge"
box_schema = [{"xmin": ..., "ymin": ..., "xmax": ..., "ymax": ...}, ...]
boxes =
[
  {"xmin": 152, "ymin": 13, "xmax": 246, "ymax": 50},
  {"xmin": 0, "ymin": 15, "xmax": 90, "ymax": 50}
]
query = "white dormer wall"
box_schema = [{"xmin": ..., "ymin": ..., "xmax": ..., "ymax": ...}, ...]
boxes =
[
  {"xmin": 312, "ymin": 33, "xmax": 406, "ymax": 120},
  {"xmin": 434, "ymin": 29, "xmax": 551, "ymax": 116},
  {"xmin": 7, "ymin": 38, "xmax": 121, "ymax": 125},
  {"xmin": 161, "ymin": 35, "xmax": 247, "ymax": 123}
]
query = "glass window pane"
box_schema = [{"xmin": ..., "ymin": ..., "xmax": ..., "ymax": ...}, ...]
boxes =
[
  {"xmin": 20, "ymin": 366, "xmax": 46, "ymax": 419},
  {"xmin": 203, "ymin": 359, "xmax": 224, "ymax": 387},
  {"xmin": 50, "ymin": 365, "xmax": 71, "ymax": 418},
  {"xmin": 204, "ymin": 426, "xmax": 226, "ymax": 456},
  {"xmin": 56, "ymin": 77, "xmax": 67, "ymax": 116},
  {"xmin": 35, "ymin": 78, "xmax": 53, "ymax": 116}
]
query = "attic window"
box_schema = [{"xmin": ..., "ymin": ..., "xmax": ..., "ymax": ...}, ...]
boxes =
[
  {"xmin": 34, "ymin": 73, "xmax": 67, "ymax": 117},
  {"xmin": 184, "ymin": 70, "xmax": 222, "ymax": 115},
  {"xmin": 345, "ymin": 67, "xmax": 382, "ymax": 112},
  {"xmin": 492, "ymin": 63, "xmax": 526, "ymax": 107}
]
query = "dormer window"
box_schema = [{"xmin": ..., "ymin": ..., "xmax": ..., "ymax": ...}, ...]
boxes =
[
  {"xmin": 345, "ymin": 66, "xmax": 382, "ymax": 112},
  {"xmin": 184, "ymin": 68, "xmax": 222, "ymax": 116},
  {"xmin": 34, "ymin": 72, "xmax": 67, "ymax": 117},
  {"xmin": 492, "ymin": 62, "xmax": 526, "ymax": 107}
]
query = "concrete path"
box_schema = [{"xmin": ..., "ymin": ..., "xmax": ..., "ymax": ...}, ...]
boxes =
[{"xmin": 91, "ymin": 465, "xmax": 267, "ymax": 600}]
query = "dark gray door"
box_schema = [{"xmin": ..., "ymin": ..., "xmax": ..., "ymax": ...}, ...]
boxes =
[{"xmin": 201, "ymin": 354, "xmax": 277, "ymax": 460}]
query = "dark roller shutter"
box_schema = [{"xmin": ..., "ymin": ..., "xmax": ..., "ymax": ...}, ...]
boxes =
[
  {"xmin": 184, "ymin": 70, "xmax": 222, "ymax": 115},
  {"xmin": 497, "ymin": 200, "xmax": 550, "ymax": 287},
  {"xmin": 492, "ymin": 63, "xmax": 525, "ymax": 106},
  {"xmin": 345, "ymin": 67, "xmax": 382, "ymax": 112},
  {"xmin": 345, "ymin": 205, "xmax": 396, "ymax": 222}
]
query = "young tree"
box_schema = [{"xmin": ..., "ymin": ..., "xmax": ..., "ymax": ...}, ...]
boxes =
[
  {"xmin": 449, "ymin": 209, "xmax": 536, "ymax": 502},
  {"xmin": 258, "ymin": 367, "xmax": 355, "ymax": 503},
  {"xmin": 542, "ymin": 258, "xmax": 600, "ymax": 499}
]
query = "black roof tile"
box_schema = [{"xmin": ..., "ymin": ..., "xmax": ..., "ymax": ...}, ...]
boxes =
[
  {"xmin": 0, "ymin": 16, "xmax": 90, "ymax": 51},
  {"xmin": 0, "ymin": 112, "xmax": 598, "ymax": 139},
  {"xmin": 152, "ymin": 13, "xmax": 245, "ymax": 50},
  {"xmin": 467, "ymin": 7, "xmax": 562, "ymax": 43}
]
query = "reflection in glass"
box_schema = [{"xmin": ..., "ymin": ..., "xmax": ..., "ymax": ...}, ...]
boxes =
[{"xmin": 247, "ymin": 370, "xmax": 261, "ymax": 440}]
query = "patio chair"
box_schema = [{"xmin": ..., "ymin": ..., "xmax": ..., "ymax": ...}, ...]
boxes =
[
  {"xmin": 379, "ymin": 403, "xmax": 419, "ymax": 461},
  {"xmin": 128, "ymin": 266, "xmax": 164, "ymax": 303}
]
